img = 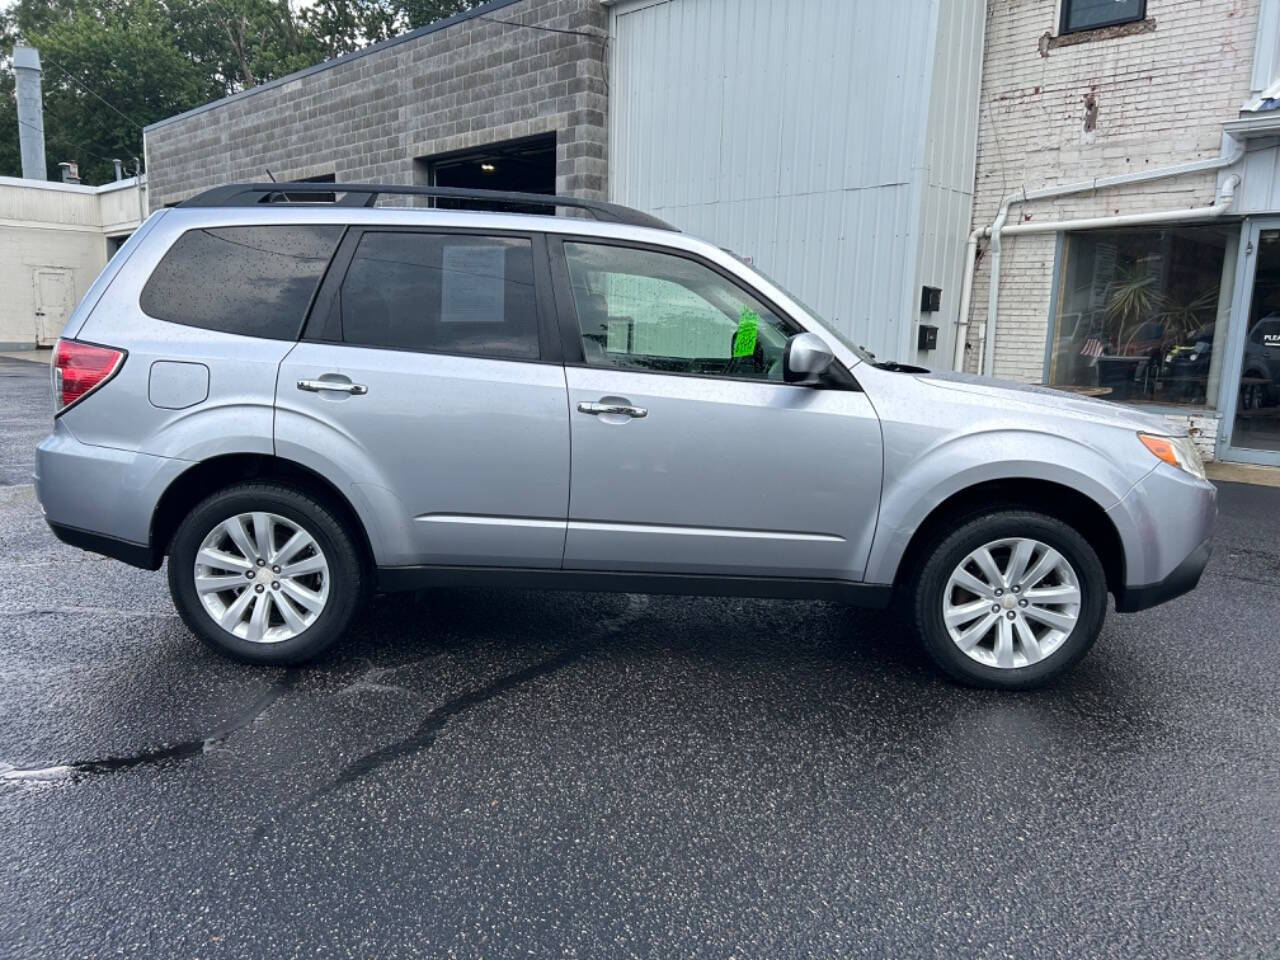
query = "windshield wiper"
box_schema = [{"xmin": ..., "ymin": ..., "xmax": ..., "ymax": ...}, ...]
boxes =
[{"xmin": 873, "ymin": 360, "xmax": 931, "ymax": 374}]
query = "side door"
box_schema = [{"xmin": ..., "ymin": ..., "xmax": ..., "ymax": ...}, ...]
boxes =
[
  {"xmin": 33, "ymin": 267, "xmax": 75, "ymax": 345},
  {"xmin": 276, "ymin": 227, "xmax": 570, "ymax": 570},
  {"xmin": 549, "ymin": 237, "xmax": 883, "ymax": 581}
]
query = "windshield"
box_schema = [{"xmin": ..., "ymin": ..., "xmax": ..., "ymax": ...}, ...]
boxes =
[{"xmin": 744, "ymin": 262, "xmax": 876, "ymax": 364}]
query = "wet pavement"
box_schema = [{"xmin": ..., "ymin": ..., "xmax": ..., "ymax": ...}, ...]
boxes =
[{"xmin": 2, "ymin": 354, "xmax": 1280, "ymax": 958}]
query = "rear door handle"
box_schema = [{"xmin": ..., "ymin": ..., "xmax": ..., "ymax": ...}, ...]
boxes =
[
  {"xmin": 577, "ymin": 400, "xmax": 647, "ymax": 419},
  {"xmin": 297, "ymin": 378, "xmax": 368, "ymax": 395}
]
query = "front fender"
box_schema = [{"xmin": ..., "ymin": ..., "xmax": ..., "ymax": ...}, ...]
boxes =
[{"xmin": 863, "ymin": 428, "xmax": 1140, "ymax": 585}]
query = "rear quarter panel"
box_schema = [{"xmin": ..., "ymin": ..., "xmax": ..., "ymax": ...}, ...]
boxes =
[
  {"xmin": 64, "ymin": 211, "xmax": 291, "ymax": 461},
  {"xmin": 59, "ymin": 210, "xmax": 168, "ymax": 343}
]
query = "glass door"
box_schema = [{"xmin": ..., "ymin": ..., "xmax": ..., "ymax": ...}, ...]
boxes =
[{"xmin": 1219, "ymin": 220, "xmax": 1280, "ymax": 465}]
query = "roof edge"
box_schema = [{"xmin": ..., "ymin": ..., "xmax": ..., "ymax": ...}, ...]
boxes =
[
  {"xmin": 143, "ymin": 0, "xmax": 525, "ymax": 134},
  {"xmin": 1224, "ymin": 112, "xmax": 1280, "ymax": 139},
  {"xmin": 0, "ymin": 174, "xmax": 145, "ymax": 195}
]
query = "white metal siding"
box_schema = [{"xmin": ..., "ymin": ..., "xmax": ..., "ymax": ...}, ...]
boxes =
[
  {"xmin": 609, "ymin": 0, "xmax": 952, "ymax": 360},
  {"xmin": 912, "ymin": 0, "xmax": 986, "ymax": 365},
  {"xmin": 1232, "ymin": 137, "xmax": 1280, "ymax": 214},
  {"xmin": 1251, "ymin": 0, "xmax": 1280, "ymax": 93}
]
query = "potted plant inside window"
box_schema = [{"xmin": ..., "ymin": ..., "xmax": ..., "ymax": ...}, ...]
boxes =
[{"xmin": 1098, "ymin": 265, "xmax": 1160, "ymax": 401}]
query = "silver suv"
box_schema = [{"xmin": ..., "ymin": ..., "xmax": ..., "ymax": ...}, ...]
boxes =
[{"xmin": 35, "ymin": 183, "xmax": 1215, "ymax": 689}]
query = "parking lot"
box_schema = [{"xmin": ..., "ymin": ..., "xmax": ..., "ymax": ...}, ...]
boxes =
[{"xmin": 2, "ymin": 352, "xmax": 1280, "ymax": 958}]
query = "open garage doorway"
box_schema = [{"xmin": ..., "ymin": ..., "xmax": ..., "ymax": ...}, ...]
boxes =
[{"xmin": 416, "ymin": 133, "xmax": 556, "ymax": 213}]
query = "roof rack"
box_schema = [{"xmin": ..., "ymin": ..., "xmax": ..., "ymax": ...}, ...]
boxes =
[{"xmin": 177, "ymin": 182, "xmax": 678, "ymax": 231}]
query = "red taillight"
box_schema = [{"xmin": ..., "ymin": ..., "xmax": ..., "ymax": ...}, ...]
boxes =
[{"xmin": 52, "ymin": 339, "xmax": 125, "ymax": 415}]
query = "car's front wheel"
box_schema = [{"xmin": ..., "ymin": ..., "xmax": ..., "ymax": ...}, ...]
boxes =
[
  {"xmin": 168, "ymin": 482, "xmax": 368, "ymax": 665},
  {"xmin": 912, "ymin": 510, "xmax": 1108, "ymax": 689}
]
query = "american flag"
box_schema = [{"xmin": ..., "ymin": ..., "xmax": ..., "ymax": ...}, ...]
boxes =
[{"xmin": 1080, "ymin": 337, "xmax": 1105, "ymax": 359}]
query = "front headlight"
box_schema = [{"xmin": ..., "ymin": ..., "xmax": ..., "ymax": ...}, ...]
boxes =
[{"xmin": 1139, "ymin": 433, "xmax": 1207, "ymax": 481}]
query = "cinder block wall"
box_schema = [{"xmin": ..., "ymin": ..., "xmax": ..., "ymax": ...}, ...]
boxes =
[
  {"xmin": 144, "ymin": 0, "xmax": 608, "ymax": 208},
  {"xmin": 966, "ymin": 0, "xmax": 1260, "ymax": 454}
]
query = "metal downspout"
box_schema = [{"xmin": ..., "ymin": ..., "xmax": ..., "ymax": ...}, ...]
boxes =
[
  {"xmin": 981, "ymin": 200, "xmax": 1012, "ymax": 377},
  {"xmin": 997, "ymin": 174, "xmax": 1239, "ymax": 236},
  {"xmin": 952, "ymin": 229, "xmax": 981, "ymax": 369},
  {"xmin": 959, "ymin": 140, "xmax": 1245, "ymax": 375}
]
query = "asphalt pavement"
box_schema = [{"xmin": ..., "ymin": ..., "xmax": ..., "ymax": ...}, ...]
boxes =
[{"xmin": 2, "ymin": 354, "xmax": 1279, "ymax": 959}]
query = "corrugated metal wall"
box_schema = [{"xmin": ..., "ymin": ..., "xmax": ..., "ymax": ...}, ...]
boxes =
[
  {"xmin": 912, "ymin": 0, "xmax": 986, "ymax": 365},
  {"xmin": 608, "ymin": 0, "xmax": 985, "ymax": 364}
]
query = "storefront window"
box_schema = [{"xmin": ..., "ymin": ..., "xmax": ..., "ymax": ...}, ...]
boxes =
[
  {"xmin": 1230, "ymin": 229, "xmax": 1280, "ymax": 454},
  {"xmin": 1048, "ymin": 226, "xmax": 1233, "ymax": 407}
]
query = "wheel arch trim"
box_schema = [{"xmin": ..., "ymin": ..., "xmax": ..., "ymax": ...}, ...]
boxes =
[
  {"xmin": 149, "ymin": 452, "xmax": 393, "ymax": 569},
  {"xmin": 867, "ymin": 459, "xmax": 1133, "ymax": 595}
]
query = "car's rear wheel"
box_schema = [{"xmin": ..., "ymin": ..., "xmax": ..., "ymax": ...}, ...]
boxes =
[
  {"xmin": 912, "ymin": 510, "xmax": 1107, "ymax": 689},
  {"xmin": 168, "ymin": 482, "xmax": 367, "ymax": 665}
]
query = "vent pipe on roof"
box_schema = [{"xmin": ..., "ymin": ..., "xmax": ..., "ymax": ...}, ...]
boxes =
[{"xmin": 13, "ymin": 45, "xmax": 47, "ymax": 181}]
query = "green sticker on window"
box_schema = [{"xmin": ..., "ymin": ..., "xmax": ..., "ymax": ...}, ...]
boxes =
[{"xmin": 734, "ymin": 307, "xmax": 759, "ymax": 357}]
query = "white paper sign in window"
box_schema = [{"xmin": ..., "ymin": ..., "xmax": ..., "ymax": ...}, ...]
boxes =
[{"xmin": 442, "ymin": 244, "xmax": 506, "ymax": 323}]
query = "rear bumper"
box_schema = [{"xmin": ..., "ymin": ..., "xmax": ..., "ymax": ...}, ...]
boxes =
[
  {"xmin": 1113, "ymin": 538, "xmax": 1211, "ymax": 613},
  {"xmin": 35, "ymin": 423, "xmax": 182, "ymax": 568},
  {"xmin": 46, "ymin": 520, "xmax": 159, "ymax": 569}
]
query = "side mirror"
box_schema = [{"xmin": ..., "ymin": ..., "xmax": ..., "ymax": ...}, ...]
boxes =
[{"xmin": 783, "ymin": 332, "xmax": 835, "ymax": 385}]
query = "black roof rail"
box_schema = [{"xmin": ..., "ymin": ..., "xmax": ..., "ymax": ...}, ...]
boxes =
[{"xmin": 177, "ymin": 182, "xmax": 678, "ymax": 231}]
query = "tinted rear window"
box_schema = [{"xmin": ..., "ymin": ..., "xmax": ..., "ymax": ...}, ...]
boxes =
[
  {"xmin": 337, "ymin": 231, "xmax": 539, "ymax": 360},
  {"xmin": 141, "ymin": 225, "xmax": 342, "ymax": 340}
]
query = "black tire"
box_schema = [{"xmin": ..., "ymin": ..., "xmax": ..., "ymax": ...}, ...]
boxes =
[
  {"xmin": 168, "ymin": 482, "xmax": 368, "ymax": 665},
  {"xmin": 911, "ymin": 509, "xmax": 1107, "ymax": 690}
]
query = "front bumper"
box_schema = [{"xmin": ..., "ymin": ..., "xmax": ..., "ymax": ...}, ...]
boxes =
[
  {"xmin": 1106, "ymin": 460, "xmax": 1217, "ymax": 613},
  {"xmin": 1113, "ymin": 538, "xmax": 1211, "ymax": 612}
]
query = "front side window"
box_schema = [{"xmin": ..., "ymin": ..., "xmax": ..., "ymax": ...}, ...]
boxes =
[
  {"xmin": 338, "ymin": 232, "xmax": 539, "ymax": 360},
  {"xmin": 141, "ymin": 225, "xmax": 342, "ymax": 340},
  {"xmin": 562, "ymin": 242, "xmax": 798, "ymax": 381},
  {"xmin": 1060, "ymin": 0, "xmax": 1145, "ymax": 34},
  {"xmin": 1048, "ymin": 225, "xmax": 1231, "ymax": 408}
]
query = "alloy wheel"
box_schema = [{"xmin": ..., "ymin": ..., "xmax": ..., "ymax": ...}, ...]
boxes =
[
  {"xmin": 193, "ymin": 512, "xmax": 330, "ymax": 644},
  {"xmin": 942, "ymin": 537, "xmax": 1081, "ymax": 669}
]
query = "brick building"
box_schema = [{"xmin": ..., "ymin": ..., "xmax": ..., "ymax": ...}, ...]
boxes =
[
  {"xmin": 967, "ymin": 0, "xmax": 1280, "ymax": 466},
  {"xmin": 144, "ymin": 0, "xmax": 609, "ymax": 208}
]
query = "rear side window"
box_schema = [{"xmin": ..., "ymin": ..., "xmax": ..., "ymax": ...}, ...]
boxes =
[
  {"xmin": 336, "ymin": 232, "xmax": 539, "ymax": 360},
  {"xmin": 141, "ymin": 225, "xmax": 342, "ymax": 340}
]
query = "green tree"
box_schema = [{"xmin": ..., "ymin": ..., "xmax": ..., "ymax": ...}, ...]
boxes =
[
  {"xmin": 1, "ymin": 0, "xmax": 477, "ymax": 186},
  {"xmin": 398, "ymin": 0, "xmax": 480, "ymax": 29},
  {"xmin": 0, "ymin": 13, "xmax": 18, "ymax": 179}
]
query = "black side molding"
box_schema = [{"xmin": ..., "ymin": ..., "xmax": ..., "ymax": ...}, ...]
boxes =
[
  {"xmin": 46, "ymin": 521, "xmax": 161, "ymax": 571},
  {"xmin": 377, "ymin": 564, "xmax": 894, "ymax": 607},
  {"xmin": 1113, "ymin": 539, "xmax": 1211, "ymax": 613}
]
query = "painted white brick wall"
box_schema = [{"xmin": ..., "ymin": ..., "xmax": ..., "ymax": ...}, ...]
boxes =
[{"xmin": 967, "ymin": 0, "xmax": 1262, "ymax": 457}]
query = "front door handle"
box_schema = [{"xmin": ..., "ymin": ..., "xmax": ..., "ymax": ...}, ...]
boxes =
[
  {"xmin": 577, "ymin": 400, "xmax": 647, "ymax": 419},
  {"xmin": 297, "ymin": 378, "xmax": 368, "ymax": 395}
]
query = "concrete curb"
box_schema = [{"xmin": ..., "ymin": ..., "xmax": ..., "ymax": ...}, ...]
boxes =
[
  {"xmin": 0, "ymin": 349, "xmax": 51, "ymax": 364},
  {"xmin": 1207, "ymin": 461, "xmax": 1280, "ymax": 488}
]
